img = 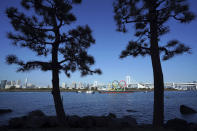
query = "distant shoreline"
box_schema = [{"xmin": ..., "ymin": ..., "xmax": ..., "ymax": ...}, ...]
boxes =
[{"xmin": 0, "ymin": 88, "xmax": 181, "ymax": 92}]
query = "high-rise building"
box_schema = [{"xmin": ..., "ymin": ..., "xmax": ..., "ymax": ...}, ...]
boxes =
[
  {"xmin": 5, "ymin": 81, "xmax": 11, "ymax": 89},
  {"xmin": 0, "ymin": 80, "xmax": 7, "ymax": 89},
  {"xmin": 78, "ymin": 82, "xmax": 84, "ymax": 89},
  {"xmin": 70, "ymin": 82, "xmax": 76, "ymax": 89},
  {"xmin": 6, "ymin": 81, "xmax": 11, "ymax": 85},
  {"xmin": 15, "ymin": 80, "xmax": 22, "ymax": 88},
  {"xmin": 11, "ymin": 80, "xmax": 16, "ymax": 86},
  {"xmin": 25, "ymin": 77, "xmax": 28, "ymax": 88},
  {"xmin": 126, "ymin": 75, "xmax": 131, "ymax": 87},
  {"xmin": 16, "ymin": 80, "xmax": 21, "ymax": 85},
  {"xmin": 93, "ymin": 81, "xmax": 98, "ymax": 87},
  {"xmin": 62, "ymin": 82, "xmax": 66, "ymax": 88}
]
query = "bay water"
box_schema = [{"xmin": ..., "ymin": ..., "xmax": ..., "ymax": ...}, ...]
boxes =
[{"xmin": 0, "ymin": 91, "xmax": 197, "ymax": 125}]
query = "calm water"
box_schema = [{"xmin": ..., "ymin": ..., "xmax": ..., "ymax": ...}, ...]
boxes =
[{"xmin": 0, "ymin": 91, "xmax": 197, "ymax": 125}]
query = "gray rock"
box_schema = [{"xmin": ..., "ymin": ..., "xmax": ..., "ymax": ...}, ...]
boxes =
[
  {"xmin": 107, "ymin": 113, "xmax": 116, "ymax": 119},
  {"xmin": 122, "ymin": 116, "xmax": 137, "ymax": 127},
  {"xmin": 25, "ymin": 116, "xmax": 47, "ymax": 128},
  {"xmin": 9, "ymin": 110, "xmax": 59, "ymax": 128},
  {"xmin": 28, "ymin": 110, "xmax": 45, "ymax": 117},
  {"xmin": 94, "ymin": 117, "xmax": 108, "ymax": 127},
  {"xmin": 180, "ymin": 105, "xmax": 196, "ymax": 114},
  {"xmin": 126, "ymin": 109, "xmax": 137, "ymax": 112},
  {"xmin": 80, "ymin": 116, "xmax": 95, "ymax": 128},
  {"xmin": 67, "ymin": 115, "xmax": 81, "ymax": 127},
  {"xmin": 9, "ymin": 117, "xmax": 25, "ymax": 128},
  {"xmin": 108, "ymin": 116, "xmax": 137, "ymax": 128},
  {"xmin": 8, "ymin": 111, "xmax": 137, "ymax": 128},
  {"xmin": 190, "ymin": 123, "xmax": 197, "ymax": 131},
  {"xmin": 0, "ymin": 109, "xmax": 12, "ymax": 114},
  {"xmin": 44, "ymin": 116, "xmax": 58, "ymax": 127},
  {"xmin": 108, "ymin": 118, "xmax": 122, "ymax": 128},
  {"xmin": 166, "ymin": 118, "xmax": 189, "ymax": 131}
]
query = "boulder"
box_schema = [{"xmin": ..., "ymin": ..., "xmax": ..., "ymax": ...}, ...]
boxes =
[
  {"xmin": 188, "ymin": 123, "xmax": 197, "ymax": 131},
  {"xmin": 94, "ymin": 116, "xmax": 108, "ymax": 127},
  {"xmin": 9, "ymin": 110, "xmax": 59, "ymax": 128},
  {"xmin": 107, "ymin": 113, "xmax": 116, "ymax": 119},
  {"xmin": 67, "ymin": 115, "xmax": 81, "ymax": 127},
  {"xmin": 0, "ymin": 109, "xmax": 12, "ymax": 114},
  {"xmin": 190, "ymin": 123, "xmax": 197, "ymax": 131},
  {"xmin": 24, "ymin": 116, "xmax": 47, "ymax": 128},
  {"xmin": 180, "ymin": 105, "xmax": 196, "ymax": 114},
  {"xmin": 41, "ymin": 116, "xmax": 58, "ymax": 127},
  {"xmin": 126, "ymin": 109, "xmax": 137, "ymax": 112},
  {"xmin": 9, "ymin": 117, "xmax": 25, "ymax": 128},
  {"xmin": 80, "ymin": 116, "xmax": 95, "ymax": 128},
  {"xmin": 28, "ymin": 110, "xmax": 45, "ymax": 117},
  {"xmin": 166, "ymin": 118, "xmax": 189, "ymax": 131},
  {"xmin": 122, "ymin": 116, "xmax": 137, "ymax": 127},
  {"xmin": 108, "ymin": 118, "xmax": 122, "ymax": 128},
  {"xmin": 108, "ymin": 116, "xmax": 137, "ymax": 128},
  {"xmin": 8, "ymin": 111, "xmax": 137, "ymax": 129}
]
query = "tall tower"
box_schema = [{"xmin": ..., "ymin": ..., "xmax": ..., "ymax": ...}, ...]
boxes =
[
  {"xmin": 62, "ymin": 82, "xmax": 66, "ymax": 88},
  {"xmin": 11, "ymin": 81, "xmax": 16, "ymax": 86},
  {"xmin": 94, "ymin": 81, "xmax": 98, "ymax": 87},
  {"xmin": 0, "ymin": 80, "xmax": 7, "ymax": 89},
  {"xmin": 16, "ymin": 80, "xmax": 21, "ymax": 85},
  {"xmin": 126, "ymin": 75, "xmax": 131, "ymax": 87},
  {"xmin": 25, "ymin": 77, "xmax": 28, "ymax": 88}
]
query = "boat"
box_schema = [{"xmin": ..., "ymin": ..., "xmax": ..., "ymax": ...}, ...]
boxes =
[{"xmin": 86, "ymin": 90, "xmax": 94, "ymax": 94}]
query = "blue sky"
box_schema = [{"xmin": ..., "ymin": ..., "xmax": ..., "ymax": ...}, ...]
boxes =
[{"xmin": 0, "ymin": 0, "xmax": 197, "ymax": 86}]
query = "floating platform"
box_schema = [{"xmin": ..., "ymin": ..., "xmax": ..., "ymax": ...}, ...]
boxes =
[{"xmin": 99, "ymin": 90, "xmax": 134, "ymax": 94}]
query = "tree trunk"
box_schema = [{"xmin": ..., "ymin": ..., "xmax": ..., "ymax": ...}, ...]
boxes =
[
  {"xmin": 51, "ymin": 44, "xmax": 66, "ymax": 126},
  {"xmin": 151, "ymin": 50, "xmax": 164, "ymax": 127},
  {"xmin": 149, "ymin": 1, "xmax": 164, "ymax": 127}
]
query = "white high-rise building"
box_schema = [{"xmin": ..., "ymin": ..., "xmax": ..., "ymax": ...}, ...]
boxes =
[
  {"xmin": 5, "ymin": 81, "xmax": 11, "ymax": 89},
  {"xmin": 93, "ymin": 81, "xmax": 98, "ymax": 87},
  {"xmin": 16, "ymin": 80, "xmax": 22, "ymax": 88},
  {"xmin": 62, "ymin": 82, "xmax": 66, "ymax": 88},
  {"xmin": 25, "ymin": 77, "xmax": 28, "ymax": 88},
  {"xmin": 78, "ymin": 82, "xmax": 82, "ymax": 89},
  {"xmin": 16, "ymin": 80, "xmax": 21, "ymax": 85},
  {"xmin": 126, "ymin": 75, "xmax": 131, "ymax": 87},
  {"xmin": 11, "ymin": 81, "xmax": 16, "ymax": 86}
]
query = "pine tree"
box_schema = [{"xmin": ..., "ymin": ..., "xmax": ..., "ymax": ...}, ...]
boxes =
[
  {"xmin": 6, "ymin": 0, "xmax": 101, "ymax": 125},
  {"xmin": 113, "ymin": 0, "xmax": 194, "ymax": 127}
]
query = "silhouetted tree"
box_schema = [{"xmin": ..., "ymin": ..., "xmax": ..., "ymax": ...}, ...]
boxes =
[
  {"xmin": 6, "ymin": 0, "xmax": 101, "ymax": 125},
  {"xmin": 113, "ymin": 0, "xmax": 194, "ymax": 127}
]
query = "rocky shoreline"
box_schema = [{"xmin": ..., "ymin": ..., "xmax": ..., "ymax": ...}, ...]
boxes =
[
  {"xmin": 7, "ymin": 110, "xmax": 137, "ymax": 128},
  {"xmin": 0, "ymin": 110, "xmax": 197, "ymax": 131}
]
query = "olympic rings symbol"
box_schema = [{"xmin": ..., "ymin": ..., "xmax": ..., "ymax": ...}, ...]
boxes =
[
  {"xmin": 112, "ymin": 80, "xmax": 127, "ymax": 90},
  {"xmin": 112, "ymin": 80, "xmax": 119, "ymax": 89}
]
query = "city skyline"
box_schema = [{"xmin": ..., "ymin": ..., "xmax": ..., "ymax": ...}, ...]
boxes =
[
  {"xmin": 1, "ymin": 76, "xmax": 197, "ymax": 91},
  {"xmin": 0, "ymin": 0, "xmax": 197, "ymax": 86},
  {"xmin": 1, "ymin": 74, "xmax": 196, "ymax": 88}
]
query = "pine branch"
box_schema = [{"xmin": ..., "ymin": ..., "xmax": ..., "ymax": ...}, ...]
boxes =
[
  {"xmin": 123, "ymin": 17, "xmax": 148, "ymax": 23},
  {"xmin": 120, "ymin": 41, "xmax": 150, "ymax": 59},
  {"xmin": 7, "ymin": 8, "xmax": 54, "ymax": 32},
  {"xmin": 170, "ymin": 14, "xmax": 195, "ymax": 23},
  {"xmin": 160, "ymin": 40, "xmax": 191, "ymax": 60},
  {"xmin": 156, "ymin": 0, "xmax": 166, "ymax": 8},
  {"xmin": 6, "ymin": 55, "xmax": 52, "ymax": 71}
]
